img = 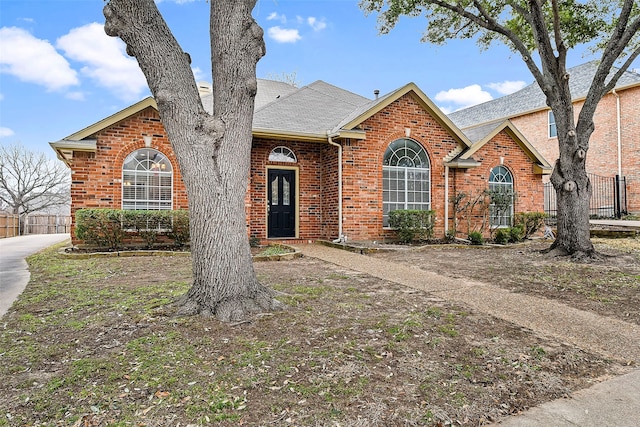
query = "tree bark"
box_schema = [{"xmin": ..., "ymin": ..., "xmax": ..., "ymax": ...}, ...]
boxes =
[
  {"xmin": 104, "ymin": 0, "xmax": 283, "ymax": 321},
  {"xmin": 527, "ymin": 2, "xmax": 596, "ymax": 259}
]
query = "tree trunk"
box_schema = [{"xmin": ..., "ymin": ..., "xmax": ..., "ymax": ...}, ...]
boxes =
[
  {"xmin": 548, "ymin": 102, "xmax": 596, "ymax": 259},
  {"xmin": 104, "ymin": 0, "xmax": 283, "ymax": 321}
]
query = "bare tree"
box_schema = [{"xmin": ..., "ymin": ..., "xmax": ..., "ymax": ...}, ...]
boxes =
[
  {"xmin": 0, "ymin": 143, "xmax": 70, "ymax": 225},
  {"xmin": 264, "ymin": 71, "xmax": 301, "ymax": 87},
  {"xmin": 103, "ymin": 0, "xmax": 283, "ymax": 321},
  {"xmin": 361, "ymin": 0, "xmax": 640, "ymax": 259}
]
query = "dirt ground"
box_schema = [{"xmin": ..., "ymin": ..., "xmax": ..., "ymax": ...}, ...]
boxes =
[
  {"xmin": 0, "ymin": 237, "xmax": 637, "ymax": 426},
  {"xmin": 367, "ymin": 237, "xmax": 640, "ymax": 325}
]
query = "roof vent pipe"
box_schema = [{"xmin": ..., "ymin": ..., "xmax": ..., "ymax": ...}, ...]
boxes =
[{"xmin": 374, "ymin": 89, "xmax": 380, "ymax": 99}]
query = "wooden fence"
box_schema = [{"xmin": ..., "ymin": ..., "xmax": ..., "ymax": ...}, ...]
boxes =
[{"xmin": 0, "ymin": 214, "xmax": 71, "ymax": 238}]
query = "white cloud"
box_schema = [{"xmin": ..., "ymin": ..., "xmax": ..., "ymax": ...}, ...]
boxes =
[
  {"xmin": 0, "ymin": 127, "xmax": 15, "ymax": 138},
  {"xmin": 435, "ymin": 84, "xmax": 493, "ymax": 111},
  {"xmin": 0, "ymin": 27, "xmax": 79, "ymax": 91},
  {"xmin": 192, "ymin": 66, "xmax": 206, "ymax": 82},
  {"xmin": 0, "ymin": 93, "xmax": 4, "ymax": 101},
  {"xmin": 66, "ymin": 91, "xmax": 85, "ymax": 101},
  {"xmin": 267, "ymin": 26, "xmax": 301, "ymax": 43},
  {"xmin": 307, "ymin": 17, "xmax": 327, "ymax": 31},
  {"xmin": 267, "ymin": 12, "xmax": 287, "ymax": 23},
  {"xmin": 56, "ymin": 23, "xmax": 147, "ymax": 102},
  {"xmin": 487, "ymin": 80, "xmax": 527, "ymax": 95}
]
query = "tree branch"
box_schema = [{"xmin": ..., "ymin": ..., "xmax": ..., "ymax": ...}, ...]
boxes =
[{"xmin": 428, "ymin": 0, "xmax": 544, "ymax": 84}]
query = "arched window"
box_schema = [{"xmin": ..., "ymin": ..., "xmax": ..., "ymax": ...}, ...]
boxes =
[
  {"xmin": 382, "ymin": 138, "xmax": 431, "ymax": 226},
  {"xmin": 488, "ymin": 165, "xmax": 514, "ymax": 227},
  {"xmin": 268, "ymin": 146, "xmax": 297, "ymax": 163},
  {"xmin": 122, "ymin": 149, "xmax": 173, "ymax": 210}
]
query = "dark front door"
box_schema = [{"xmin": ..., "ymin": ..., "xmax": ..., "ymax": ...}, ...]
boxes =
[{"xmin": 268, "ymin": 169, "xmax": 296, "ymax": 238}]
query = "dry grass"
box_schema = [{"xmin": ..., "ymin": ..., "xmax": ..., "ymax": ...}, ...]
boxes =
[{"xmin": 0, "ymin": 238, "xmax": 636, "ymax": 426}]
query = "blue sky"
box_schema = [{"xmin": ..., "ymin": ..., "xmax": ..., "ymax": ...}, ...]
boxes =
[{"xmin": 1, "ymin": 0, "xmax": 636, "ymax": 157}]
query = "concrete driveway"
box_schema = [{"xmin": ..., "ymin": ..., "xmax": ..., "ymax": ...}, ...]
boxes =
[{"xmin": 0, "ymin": 234, "xmax": 70, "ymax": 318}]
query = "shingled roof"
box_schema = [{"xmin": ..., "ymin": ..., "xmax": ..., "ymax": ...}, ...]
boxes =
[
  {"xmin": 449, "ymin": 61, "xmax": 640, "ymax": 129},
  {"xmin": 51, "ymin": 77, "xmax": 550, "ymax": 172}
]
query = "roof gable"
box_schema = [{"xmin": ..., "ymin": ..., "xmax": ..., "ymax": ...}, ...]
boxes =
[
  {"xmin": 65, "ymin": 97, "xmax": 158, "ymax": 141},
  {"xmin": 334, "ymin": 83, "xmax": 472, "ymax": 148},
  {"xmin": 457, "ymin": 120, "xmax": 552, "ymax": 174}
]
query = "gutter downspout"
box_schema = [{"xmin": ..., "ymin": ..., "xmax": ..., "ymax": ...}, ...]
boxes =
[
  {"xmin": 444, "ymin": 165, "xmax": 449, "ymax": 235},
  {"xmin": 327, "ymin": 133, "xmax": 344, "ymax": 243},
  {"xmin": 612, "ymin": 89, "xmax": 622, "ymax": 179}
]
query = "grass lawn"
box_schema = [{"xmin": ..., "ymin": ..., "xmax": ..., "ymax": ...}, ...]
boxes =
[{"xmin": 1, "ymin": 239, "xmax": 636, "ymax": 426}]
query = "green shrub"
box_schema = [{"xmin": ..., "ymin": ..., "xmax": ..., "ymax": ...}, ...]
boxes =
[
  {"xmin": 75, "ymin": 209, "xmax": 190, "ymax": 249},
  {"xmin": 127, "ymin": 210, "xmax": 173, "ymax": 248},
  {"xmin": 166, "ymin": 210, "xmax": 190, "ymax": 247},
  {"xmin": 494, "ymin": 226, "xmax": 524, "ymax": 245},
  {"xmin": 388, "ymin": 210, "xmax": 435, "ymax": 244},
  {"xmin": 494, "ymin": 228, "xmax": 509, "ymax": 245},
  {"xmin": 514, "ymin": 212, "xmax": 547, "ymax": 239},
  {"xmin": 75, "ymin": 209, "xmax": 126, "ymax": 250},
  {"xmin": 468, "ymin": 231, "xmax": 484, "ymax": 245},
  {"xmin": 249, "ymin": 236, "xmax": 261, "ymax": 248},
  {"xmin": 508, "ymin": 225, "xmax": 524, "ymax": 243}
]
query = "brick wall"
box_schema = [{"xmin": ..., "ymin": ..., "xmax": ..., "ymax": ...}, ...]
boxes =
[
  {"xmin": 249, "ymin": 139, "xmax": 328, "ymax": 242},
  {"xmin": 337, "ymin": 94, "xmax": 544, "ymax": 240},
  {"xmin": 510, "ymin": 85, "xmax": 640, "ymax": 213},
  {"xmin": 339, "ymin": 94, "xmax": 461, "ymax": 240},
  {"xmin": 450, "ymin": 130, "xmax": 545, "ymax": 236},
  {"xmin": 69, "ymin": 107, "xmax": 188, "ymax": 242},
  {"xmin": 69, "ymin": 95, "xmax": 547, "ymax": 244}
]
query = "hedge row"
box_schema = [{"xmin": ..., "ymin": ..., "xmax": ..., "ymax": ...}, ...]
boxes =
[
  {"xmin": 388, "ymin": 209, "xmax": 436, "ymax": 243},
  {"xmin": 75, "ymin": 209, "xmax": 189, "ymax": 250}
]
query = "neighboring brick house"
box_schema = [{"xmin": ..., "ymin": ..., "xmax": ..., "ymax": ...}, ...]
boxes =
[
  {"xmin": 51, "ymin": 79, "xmax": 551, "ymax": 244},
  {"xmin": 450, "ymin": 61, "xmax": 640, "ymax": 214}
]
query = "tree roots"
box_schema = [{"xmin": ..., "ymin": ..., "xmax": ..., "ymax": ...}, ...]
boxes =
[
  {"xmin": 175, "ymin": 285, "xmax": 286, "ymax": 322},
  {"xmin": 541, "ymin": 244, "xmax": 604, "ymax": 262}
]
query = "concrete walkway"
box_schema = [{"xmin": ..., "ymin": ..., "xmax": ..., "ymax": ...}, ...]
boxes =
[
  {"xmin": 296, "ymin": 243, "xmax": 640, "ymax": 427},
  {"xmin": 0, "ymin": 234, "xmax": 70, "ymax": 317},
  {"xmin": 590, "ymin": 219, "xmax": 640, "ymax": 228}
]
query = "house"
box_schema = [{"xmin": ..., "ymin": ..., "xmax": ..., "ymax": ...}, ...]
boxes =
[
  {"xmin": 50, "ymin": 79, "xmax": 551, "ymax": 244},
  {"xmin": 449, "ymin": 61, "xmax": 640, "ymax": 214}
]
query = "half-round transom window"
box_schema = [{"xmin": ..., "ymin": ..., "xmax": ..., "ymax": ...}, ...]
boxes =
[
  {"xmin": 383, "ymin": 138, "xmax": 429, "ymax": 168},
  {"xmin": 122, "ymin": 149, "xmax": 173, "ymax": 210},
  {"xmin": 269, "ymin": 146, "xmax": 297, "ymax": 163},
  {"xmin": 382, "ymin": 139, "xmax": 431, "ymax": 226}
]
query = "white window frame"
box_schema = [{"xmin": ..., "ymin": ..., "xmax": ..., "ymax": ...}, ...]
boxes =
[
  {"xmin": 382, "ymin": 138, "xmax": 431, "ymax": 227},
  {"xmin": 122, "ymin": 148, "xmax": 173, "ymax": 211},
  {"xmin": 488, "ymin": 165, "xmax": 514, "ymax": 228},
  {"xmin": 268, "ymin": 146, "xmax": 297, "ymax": 163},
  {"xmin": 548, "ymin": 110, "xmax": 557, "ymax": 138}
]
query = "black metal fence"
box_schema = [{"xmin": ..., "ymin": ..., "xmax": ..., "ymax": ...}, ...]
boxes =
[{"xmin": 544, "ymin": 174, "xmax": 627, "ymax": 224}]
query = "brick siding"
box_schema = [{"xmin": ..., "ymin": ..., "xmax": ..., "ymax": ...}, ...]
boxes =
[
  {"xmin": 510, "ymin": 85, "xmax": 640, "ymax": 213},
  {"xmin": 68, "ymin": 94, "xmax": 546, "ymax": 244}
]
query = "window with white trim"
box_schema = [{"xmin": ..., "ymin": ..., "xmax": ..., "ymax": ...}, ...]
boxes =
[
  {"xmin": 548, "ymin": 110, "xmax": 557, "ymax": 138},
  {"xmin": 122, "ymin": 149, "xmax": 173, "ymax": 210},
  {"xmin": 268, "ymin": 146, "xmax": 297, "ymax": 163},
  {"xmin": 382, "ymin": 138, "xmax": 431, "ymax": 227},
  {"xmin": 488, "ymin": 165, "xmax": 514, "ymax": 227}
]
